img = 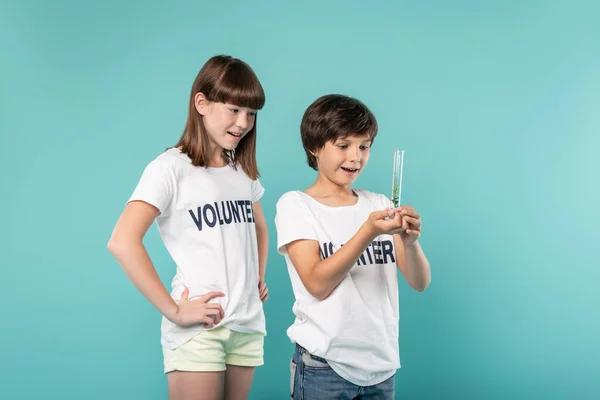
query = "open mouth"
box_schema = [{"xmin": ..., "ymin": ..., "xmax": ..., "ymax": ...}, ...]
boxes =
[
  {"xmin": 341, "ymin": 167, "xmax": 359, "ymax": 173},
  {"xmin": 228, "ymin": 131, "xmax": 242, "ymax": 138}
]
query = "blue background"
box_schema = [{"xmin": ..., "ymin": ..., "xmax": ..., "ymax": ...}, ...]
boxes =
[{"xmin": 1, "ymin": 0, "xmax": 599, "ymax": 398}]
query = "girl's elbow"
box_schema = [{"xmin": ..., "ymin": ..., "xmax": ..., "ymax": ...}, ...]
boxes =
[
  {"xmin": 107, "ymin": 236, "xmax": 135, "ymax": 256},
  {"xmin": 107, "ymin": 238, "xmax": 122, "ymax": 255}
]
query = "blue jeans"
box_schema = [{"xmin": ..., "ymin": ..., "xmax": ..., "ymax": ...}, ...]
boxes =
[{"xmin": 290, "ymin": 344, "xmax": 395, "ymax": 399}]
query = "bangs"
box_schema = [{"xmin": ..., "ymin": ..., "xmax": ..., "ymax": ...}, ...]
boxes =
[
  {"xmin": 209, "ymin": 62, "xmax": 265, "ymax": 110},
  {"xmin": 339, "ymin": 122, "xmax": 377, "ymax": 142},
  {"xmin": 335, "ymin": 108, "xmax": 378, "ymax": 142}
]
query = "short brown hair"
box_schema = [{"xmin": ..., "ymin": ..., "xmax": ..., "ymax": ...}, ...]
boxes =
[
  {"xmin": 300, "ymin": 94, "xmax": 378, "ymax": 170},
  {"xmin": 174, "ymin": 55, "xmax": 265, "ymax": 179}
]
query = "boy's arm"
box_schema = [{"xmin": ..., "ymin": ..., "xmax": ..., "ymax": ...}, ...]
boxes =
[
  {"xmin": 286, "ymin": 209, "xmax": 402, "ymax": 301},
  {"xmin": 393, "ymin": 206, "xmax": 431, "ymax": 292},
  {"xmin": 252, "ymin": 201, "xmax": 268, "ymax": 283},
  {"xmin": 393, "ymin": 236, "xmax": 431, "ymax": 292}
]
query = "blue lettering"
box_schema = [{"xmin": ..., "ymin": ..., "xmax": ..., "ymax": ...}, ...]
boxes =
[
  {"xmin": 364, "ymin": 245, "xmax": 374, "ymax": 264},
  {"xmin": 214, "ymin": 202, "xmax": 224, "ymax": 225},
  {"xmin": 188, "ymin": 199, "xmax": 256, "ymax": 231},
  {"xmin": 203, "ymin": 204, "xmax": 217, "ymax": 228},
  {"xmin": 382, "ymin": 240, "xmax": 395, "ymax": 263},
  {"xmin": 231, "ymin": 200, "xmax": 241, "ymax": 223},
  {"xmin": 373, "ymin": 241, "xmax": 383, "ymax": 264},
  {"xmin": 237, "ymin": 200, "xmax": 247, "ymax": 222},
  {"xmin": 245, "ymin": 200, "xmax": 253, "ymax": 223},
  {"xmin": 223, "ymin": 201, "xmax": 233, "ymax": 224},
  {"xmin": 189, "ymin": 207, "xmax": 203, "ymax": 231},
  {"xmin": 318, "ymin": 240, "xmax": 395, "ymax": 266}
]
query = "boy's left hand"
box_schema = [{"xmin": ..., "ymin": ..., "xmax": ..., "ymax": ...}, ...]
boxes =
[
  {"xmin": 395, "ymin": 206, "xmax": 422, "ymax": 247},
  {"xmin": 258, "ymin": 281, "xmax": 269, "ymax": 302}
]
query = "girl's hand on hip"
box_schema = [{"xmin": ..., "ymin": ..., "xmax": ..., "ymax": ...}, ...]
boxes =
[{"xmin": 173, "ymin": 287, "xmax": 225, "ymax": 328}]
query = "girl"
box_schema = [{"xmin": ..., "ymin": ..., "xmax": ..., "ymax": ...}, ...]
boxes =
[{"xmin": 108, "ymin": 55, "xmax": 269, "ymax": 400}]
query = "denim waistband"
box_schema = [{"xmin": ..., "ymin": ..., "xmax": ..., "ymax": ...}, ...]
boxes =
[{"xmin": 295, "ymin": 343, "xmax": 328, "ymax": 364}]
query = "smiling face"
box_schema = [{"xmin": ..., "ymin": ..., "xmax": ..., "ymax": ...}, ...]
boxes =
[
  {"xmin": 175, "ymin": 55, "xmax": 265, "ymax": 178},
  {"xmin": 196, "ymin": 94, "xmax": 257, "ymax": 152},
  {"xmin": 300, "ymin": 94, "xmax": 378, "ymax": 178},
  {"xmin": 312, "ymin": 134, "xmax": 372, "ymax": 187}
]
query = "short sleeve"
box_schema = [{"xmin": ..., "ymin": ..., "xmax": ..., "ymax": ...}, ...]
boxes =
[
  {"xmin": 274, "ymin": 192, "xmax": 319, "ymax": 256},
  {"xmin": 251, "ymin": 178, "xmax": 265, "ymax": 203},
  {"xmin": 127, "ymin": 159, "xmax": 176, "ymax": 215}
]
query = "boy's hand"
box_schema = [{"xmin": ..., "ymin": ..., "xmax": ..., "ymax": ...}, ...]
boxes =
[
  {"xmin": 365, "ymin": 208, "xmax": 406, "ymax": 237},
  {"xmin": 258, "ymin": 281, "xmax": 269, "ymax": 302},
  {"xmin": 172, "ymin": 287, "xmax": 225, "ymax": 328},
  {"xmin": 396, "ymin": 206, "xmax": 422, "ymax": 247}
]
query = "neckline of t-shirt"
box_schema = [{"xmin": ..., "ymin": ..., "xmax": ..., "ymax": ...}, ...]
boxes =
[
  {"xmin": 296, "ymin": 189, "xmax": 364, "ymax": 211},
  {"xmin": 166, "ymin": 148, "xmax": 234, "ymax": 171}
]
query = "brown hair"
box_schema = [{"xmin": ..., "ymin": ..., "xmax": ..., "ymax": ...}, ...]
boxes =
[
  {"xmin": 174, "ymin": 55, "xmax": 265, "ymax": 179},
  {"xmin": 300, "ymin": 94, "xmax": 378, "ymax": 170}
]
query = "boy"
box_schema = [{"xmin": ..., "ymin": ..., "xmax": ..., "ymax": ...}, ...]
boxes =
[{"xmin": 274, "ymin": 94, "xmax": 431, "ymax": 399}]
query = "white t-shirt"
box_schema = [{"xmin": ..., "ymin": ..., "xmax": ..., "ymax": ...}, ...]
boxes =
[
  {"xmin": 128, "ymin": 148, "xmax": 266, "ymax": 350},
  {"xmin": 275, "ymin": 190, "xmax": 401, "ymax": 386}
]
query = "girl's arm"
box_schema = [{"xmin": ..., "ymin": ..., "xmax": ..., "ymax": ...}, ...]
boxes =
[
  {"xmin": 252, "ymin": 200, "xmax": 269, "ymax": 301},
  {"xmin": 107, "ymin": 201, "xmax": 224, "ymax": 327}
]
